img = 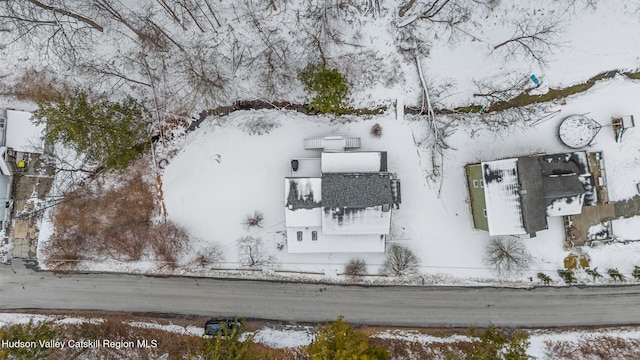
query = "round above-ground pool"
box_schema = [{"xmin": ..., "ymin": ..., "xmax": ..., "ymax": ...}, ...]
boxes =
[{"xmin": 558, "ymin": 114, "xmax": 599, "ymax": 148}]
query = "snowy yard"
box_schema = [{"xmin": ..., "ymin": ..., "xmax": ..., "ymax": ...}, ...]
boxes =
[{"xmin": 158, "ymin": 74, "xmax": 640, "ymax": 284}]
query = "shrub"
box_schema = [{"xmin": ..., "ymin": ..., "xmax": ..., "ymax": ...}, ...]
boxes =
[
  {"xmin": 537, "ymin": 272, "xmax": 552, "ymax": 285},
  {"xmin": 195, "ymin": 318, "xmax": 259, "ymax": 360},
  {"xmin": 243, "ymin": 211, "xmax": 264, "ymax": 230},
  {"xmin": 371, "ymin": 123, "xmax": 383, "ymax": 137},
  {"xmin": 344, "ymin": 258, "xmax": 367, "ymax": 278},
  {"xmin": 633, "ymin": 268, "xmax": 640, "ymax": 280},
  {"xmin": 381, "ymin": 244, "xmax": 420, "ymax": 277},
  {"xmin": 557, "ymin": 269, "xmax": 576, "ymax": 284},
  {"xmin": 607, "ymin": 268, "xmax": 625, "ymax": 282},
  {"xmin": 462, "ymin": 325, "xmax": 531, "ymax": 360},
  {"xmin": 298, "ymin": 63, "xmax": 350, "ymax": 114},
  {"xmin": 193, "ymin": 244, "xmax": 225, "ymax": 268},
  {"xmin": 307, "ymin": 316, "xmax": 389, "ymax": 360},
  {"xmin": 585, "ymin": 267, "xmax": 603, "ymax": 281},
  {"xmin": 148, "ymin": 221, "xmax": 191, "ymax": 269},
  {"xmin": 484, "ymin": 238, "xmax": 531, "ymax": 276}
]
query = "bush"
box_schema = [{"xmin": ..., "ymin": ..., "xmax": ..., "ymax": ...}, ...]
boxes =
[
  {"xmin": 484, "ymin": 238, "xmax": 531, "ymax": 276},
  {"xmin": 371, "ymin": 123, "xmax": 383, "ymax": 137},
  {"xmin": 193, "ymin": 244, "xmax": 225, "ymax": 268},
  {"xmin": 537, "ymin": 272, "xmax": 552, "ymax": 285},
  {"xmin": 298, "ymin": 63, "xmax": 350, "ymax": 114},
  {"xmin": 381, "ymin": 244, "xmax": 420, "ymax": 277},
  {"xmin": 307, "ymin": 316, "xmax": 389, "ymax": 360},
  {"xmin": 344, "ymin": 258, "xmax": 367, "ymax": 278},
  {"xmin": 633, "ymin": 268, "xmax": 640, "ymax": 280},
  {"xmin": 585, "ymin": 267, "xmax": 603, "ymax": 281},
  {"xmin": 461, "ymin": 325, "xmax": 531, "ymax": 360},
  {"xmin": 243, "ymin": 211, "xmax": 264, "ymax": 230},
  {"xmin": 558, "ymin": 269, "xmax": 576, "ymax": 284},
  {"xmin": 193, "ymin": 318, "xmax": 258, "ymax": 360},
  {"xmin": 607, "ymin": 268, "xmax": 625, "ymax": 282},
  {"xmin": 147, "ymin": 221, "xmax": 191, "ymax": 269}
]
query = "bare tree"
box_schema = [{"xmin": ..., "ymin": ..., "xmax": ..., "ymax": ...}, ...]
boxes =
[
  {"xmin": 493, "ymin": 18, "xmax": 563, "ymax": 64},
  {"xmin": 238, "ymin": 236, "xmax": 272, "ymax": 267},
  {"xmin": 484, "ymin": 237, "xmax": 532, "ymax": 276},
  {"xmin": 0, "ymin": 0, "xmax": 102, "ymax": 65},
  {"xmin": 381, "ymin": 244, "xmax": 420, "ymax": 277}
]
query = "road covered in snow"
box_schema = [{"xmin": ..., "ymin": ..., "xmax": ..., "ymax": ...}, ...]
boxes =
[{"xmin": 2, "ymin": 262, "xmax": 640, "ymax": 328}]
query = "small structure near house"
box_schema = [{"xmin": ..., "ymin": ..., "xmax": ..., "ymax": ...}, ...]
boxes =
[
  {"xmin": 0, "ymin": 108, "xmax": 51, "ymax": 260},
  {"xmin": 612, "ymin": 115, "xmax": 635, "ymax": 142},
  {"xmin": 285, "ymin": 136, "xmax": 400, "ymax": 253},
  {"xmin": 558, "ymin": 114, "xmax": 602, "ymax": 148},
  {"xmin": 466, "ymin": 151, "xmax": 595, "ymax": 237}
]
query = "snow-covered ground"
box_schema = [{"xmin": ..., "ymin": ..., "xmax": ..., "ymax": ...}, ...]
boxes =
[{"xmin": 153, "ymin": 74, "xmax": 640, "ymax": 284}]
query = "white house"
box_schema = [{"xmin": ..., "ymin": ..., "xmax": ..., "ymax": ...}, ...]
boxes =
[{"xmin": 284, "ymin": 136, "xmax": 401, "ymax": 253}]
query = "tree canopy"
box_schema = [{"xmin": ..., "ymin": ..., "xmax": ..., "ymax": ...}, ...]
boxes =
[
  {"xmin": 307, "ymin": 316, "xmax": 389, "ymax": 360},
  {"xmin": 34, "ymin": 91, "xmax": 151, "ymax": 171},
  {"xmin": 298, "ymin": 63, "xmax": 350, "ymax": 115}
]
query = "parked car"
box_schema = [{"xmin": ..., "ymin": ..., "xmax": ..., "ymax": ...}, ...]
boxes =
[{"xmin": 204, "ymin": 318, "xmax": 242, "ymax": 336}]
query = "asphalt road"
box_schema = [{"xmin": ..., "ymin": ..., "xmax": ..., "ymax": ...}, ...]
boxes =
[{"xmin": 2, "ymin": 261, "xmax": 640, "ymax": 327}]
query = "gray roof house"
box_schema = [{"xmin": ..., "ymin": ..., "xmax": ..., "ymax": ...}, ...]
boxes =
[
  {"xmin": 466, "ymin": 151, "xmax": 595, "ymax": 236},
  {"xmin": 284, "ymin": 136, "xmax": 400, "ymax": 253}
]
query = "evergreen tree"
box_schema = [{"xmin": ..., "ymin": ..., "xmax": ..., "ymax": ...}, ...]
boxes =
[
  {"xmin": 298, "ymin": 63, "xmax": 350, "ymax": 114},
  {"xmin": 461, "ymin": 325, "xmax": 531, "ymax": 360},
  {"xmin": 0, "ymin": 320, "xmax": 60, "ymax": 360},
  {"xmin": 307, "ymin": 316, "xmax": 389, "ymax": 360},
  {"xmin": 34, "ymin": 91, "xmax": 151, "ymax": 171},
  {"xmin": 195, "ymin": 319, "xmax": 258, "ymax": 360}
]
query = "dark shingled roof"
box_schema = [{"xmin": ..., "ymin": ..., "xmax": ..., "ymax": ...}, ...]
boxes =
[
  {"xmin": 321, "ymin": 173, "xmax": 393, "ymax": 208},
  {"xmin": 542, "ymin": 176, "xmax": 586, "ymax": 199},
  {"xmin": 516, "ymin": 156, "xmax": 548, "ymax": 234}
]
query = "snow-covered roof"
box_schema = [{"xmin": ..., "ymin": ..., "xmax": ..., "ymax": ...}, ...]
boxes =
[
  {"xmin": 546, "ymin": 194, "xmax": 585, "ymax": 216},
  {"xmin": 285, "ymin": 178, "xmax": 322, "ymax": 209},
  {"xmin": 286, "ymin": 228, "xmax": 385, "ymax": 253},
  {"xmin": 5, "ymin": 110, "xmax": 45, "ymax": 153},
  {"xmin": 321, "ymin": 205, "xmax": 391, "ymax": 235},
  {"xmin": 481, "ymin": 158, "xmax": 527, "ymax": 235},
  {"xmin": 284, "ymin": 207, "xmax": 322, "ymax": 227},
  {"xmin": 321, "ymin": 152, "xmax": 386, "ymax": 173}
]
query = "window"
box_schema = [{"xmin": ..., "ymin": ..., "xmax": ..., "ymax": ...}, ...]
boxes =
[
  {"xmin": 312, "ymin": 231, "xmax": 317, "ymax": 241},
  {"xmin": 480, "ymin": 179, "xmax": 484, "ymax": 188},
  {"xmin": 483, "ymin": 209, "xmax": 487, "ymax": 217},
  {"xmin": 472, "ymin": 179, "xmax": 479, "ymax": 188},
  {"xmin": 296, "ymin": 231, "xmax": 303, "ymax": 241}
]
